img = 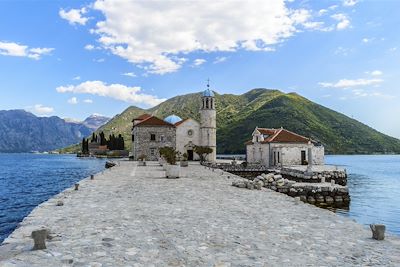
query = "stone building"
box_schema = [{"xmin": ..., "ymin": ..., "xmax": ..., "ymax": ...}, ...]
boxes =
[
  {"xmin": 246, "ymin": 127, "xmax": 324, "ymax": 167},
  {"xmin": 131, "ymin": 85, "xmax": 217, "ymax": 162}
]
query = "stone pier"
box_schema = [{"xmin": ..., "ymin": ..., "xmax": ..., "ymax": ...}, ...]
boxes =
[{"xmin": 0, "ymin": 161, "xmax": 399, "ymax": 266}]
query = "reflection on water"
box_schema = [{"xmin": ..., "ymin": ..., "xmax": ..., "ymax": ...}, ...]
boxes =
[{"xmin": 326, "ymin": 155, "xmax": 400, "ymax": 235}]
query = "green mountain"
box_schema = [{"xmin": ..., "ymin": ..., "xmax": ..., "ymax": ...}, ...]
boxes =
[{"xmin": 61, "ymin": 89, "xmax": 400, "ymax": 154}]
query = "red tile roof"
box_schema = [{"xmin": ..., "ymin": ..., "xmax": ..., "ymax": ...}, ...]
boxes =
[
  {"xmin": 134, "ymin": 115, "xmax": 175, "ymax": 127},
  {"xmin": 132, "ymin": 113, "xmax": 152, "ymax": 122},
  {"xmin": 246, "ymin": 127, "xmax": 310, "ymax": 145},
  {"xmin": 174, "ymin": 118, "xmax": 189, "ymax": 126}
]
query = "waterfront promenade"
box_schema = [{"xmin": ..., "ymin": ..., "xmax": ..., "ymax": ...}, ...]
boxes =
[{"xmin": 1, "ymin": 161, "xmax": 399, "ymax": 266}]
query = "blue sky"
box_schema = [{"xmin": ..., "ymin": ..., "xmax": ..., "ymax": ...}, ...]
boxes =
[{"xmin": 0, "ymin": 0, "xmax": 400, "ymax": 138}]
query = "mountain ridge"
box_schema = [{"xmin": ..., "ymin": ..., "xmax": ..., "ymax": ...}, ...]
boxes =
[{"xmin": 74, "ymin": 88, "xmax": 400, "ymax": 155}]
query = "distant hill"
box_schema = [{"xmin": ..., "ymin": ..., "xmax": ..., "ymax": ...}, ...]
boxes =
[
  {"xmin": 0, "ymin": 110, "xmax": 94, "ymax": 152},
  {"xmin": 62, "ymin": 89, "xmax": 400, "ymax": 154}
]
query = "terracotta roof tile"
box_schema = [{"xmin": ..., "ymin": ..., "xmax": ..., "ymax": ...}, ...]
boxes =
[
  {"xmin": 134, "ymin": 116, "xmax": 175, "ymax": 127},
  {"xmin": 132, "ymin": 113, "xmax": 152, "ymax": 122},
  {"xmin": 246, "ymin": 127, "xmax": 310, "ymax": 145}
]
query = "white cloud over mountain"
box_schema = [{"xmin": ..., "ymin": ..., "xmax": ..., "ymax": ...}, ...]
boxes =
[
  {"xmin": 89, "ymin": 0, "xmax": 329, "ymax": 74},
  {"xmin": 56, "ymin": 80, "xmax": 165, "ymax": 106},
  {"xmin": 0, "ymin": 41, "xmax": 54, "ymax": 60},
  {"xmin": 32, "ymin": 104, "xmax": 54, "ymax": 115}
]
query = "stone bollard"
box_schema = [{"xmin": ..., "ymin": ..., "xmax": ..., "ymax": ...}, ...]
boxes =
[
  {"xmin": 331, "ymin": 180, "xmax": 335, "ymax": 186},
  {"xmin": 56, "ymin": 200, "xmax": 64, "ymax": 206},
  {"xmin": 74, "ymin": 183, "xmax": 79, "ymax": 190},
  {"xmin": 90, "ymin": 174, "xmax": 94, "ymax": 180},
  {"xmin": 370, "ymin": 224, "xmax": 385, "ymax": 240},
  {"xmin": 31, "ymin": 229, "xmax": 48, "ymax": 250}
]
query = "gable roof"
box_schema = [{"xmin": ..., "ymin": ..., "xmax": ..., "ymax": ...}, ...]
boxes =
[
  {"xmin": 174, "ymin": 118, "xmax": 189, "ymax": 126},
  {"xmin": 246, "ymin": 127, "xmax": 310, "ymax": 145},
  {"xmin": 134, "ymin": 115, "xmax": 175, "ymax": 127},
  {"xmin": 132, "ymin": 113, "xmax": 152, "ymax": 122}
]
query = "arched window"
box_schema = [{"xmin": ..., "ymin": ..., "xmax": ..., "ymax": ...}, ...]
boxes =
[{"xmin": 206, "ymin": 98, "xmax": 209, "ymax": 109}]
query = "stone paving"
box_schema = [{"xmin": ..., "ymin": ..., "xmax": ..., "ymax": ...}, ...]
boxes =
[{"xmin": 1, "ymin": 161, "xmax": 400, "ymax": 266}]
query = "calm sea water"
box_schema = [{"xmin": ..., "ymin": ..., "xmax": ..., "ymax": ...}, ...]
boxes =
[
  {"xmin": 0, "ymin": 154, "xmax": 399, "ymax": 243},
  {"xmin": 0, "ymin": 154, "xmax": 106, "ymax": 243},
  {"xmin": 325, "ymin": 155, "xmax": 400, "ymax": 235}
]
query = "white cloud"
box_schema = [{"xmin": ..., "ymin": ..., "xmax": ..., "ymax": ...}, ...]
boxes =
[
  {"xmin": 319, "ymin": 78, "xmax": 383, "ymax": 88},
  {"xmin": 56, "ymin": 80, "xmax": 166, "ymax": 106},
  {"xmin": 94, "ymin": 58, "xmax": 105, "ymax": 63},
  {"xmin": 67, "ymin": 97, "xmax": 78, "ymax": 104},
  {"xmin": 370, "ymin": 70, "xmax": 383, "ymax": 76},
  {"xmin": 343, "ymin": 0, "xmax": 358, "ymax": 7},
  {"xmin": 213, "ymin": 56, "xmax": 228, "ymax": 64},
  {"xmin": 59, "ymin": 8, "xmax": 89, "ymax": 25},
  {"xmin": 83, "ymin": 99, "xmax": 93, "ymax": 104},
  {"xmin": 362, "ymin": 37, "xmax": 374, "ymax": 43},
  {"xmin": 31, "ymin": 104, "xmax": 54, "ymax": 115},
  {"xmin": 331, "ymin": 13, "xmax": 350, "ymax": 30},
  {"xmin": 193, "ymin": 58, "xmax": 206, "ymax": 67},
  {"xmin": 84, "ymin": 44, "xmax": 95, "ymax": 50},
  {"xmin": 122, "ymin": 72, "xmax": 136, "ymax": 77},
  {"xmin": 91, "ymin": 0, "xmax": 321, "ymax": 74},
  {"xmin": 73, "ymin": 76, "xmax": 81, "ymax": 80},
  {"xmin": 0, "ymin": 41, "xmax": 54, "ymax": 60}
]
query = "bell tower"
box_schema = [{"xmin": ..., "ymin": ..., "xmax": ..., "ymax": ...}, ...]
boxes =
[{"xmin": 199, "ymin": 79, "xmax": 217, "ymax": 162}]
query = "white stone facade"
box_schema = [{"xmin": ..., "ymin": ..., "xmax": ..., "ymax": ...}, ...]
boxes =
[
  {"xmin": 246, "ymin": 127, "xmax": 324, "ymax": 167},
  {"xmin": 175, "ymin": 119, "xmax": 201, "ymax": 160}
]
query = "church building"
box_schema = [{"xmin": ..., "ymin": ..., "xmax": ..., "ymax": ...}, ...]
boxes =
[{"xmin": 131, "ymin": 85, "xmax": 217, "ymax": 162}]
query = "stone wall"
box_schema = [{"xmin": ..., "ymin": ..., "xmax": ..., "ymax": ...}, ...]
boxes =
[
  {"xmin": 132, "ymin": 126, "xmax": 176, "ymax": 161},
  {"xmin": 247, "ymin": 143, "xmax": 325, "ymax": 167},
  {"xmin": 232, "ymin": 173, "xmax": 350, "ymax": 208},
  {"xmin": 280, "ymin": 167, "xmax": 347, "ymax": 186}
]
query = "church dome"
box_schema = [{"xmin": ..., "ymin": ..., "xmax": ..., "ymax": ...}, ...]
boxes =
[
  {"xmin": 202, "ymin": 88, "xmax": 215, "ymax": 97},
  {"xmin": 164, "ymin": 114, "xmax": 182, "ymax": 124}
]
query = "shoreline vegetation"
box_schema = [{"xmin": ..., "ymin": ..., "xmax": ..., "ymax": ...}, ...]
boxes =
[{"xmin": 1, "ymin": 161, "xmax": 399, "ymax": 265}]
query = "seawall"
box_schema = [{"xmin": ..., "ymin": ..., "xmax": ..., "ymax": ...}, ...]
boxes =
[{"xmin": 0, "ymin": 161, "xmax": 399, "ymax": 266}]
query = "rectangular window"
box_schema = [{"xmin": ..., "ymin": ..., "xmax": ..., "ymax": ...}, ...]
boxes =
[
  {"xmin": 160, "ymin": 135, "xmax": 165, "ymax": 142},
  {"xmin": 150, "ymin": 134, "xmax": 156, "ymax": 141},
  {"xmin": 132, "ymin": 134, "xmax": 134, "ymax": 141}
]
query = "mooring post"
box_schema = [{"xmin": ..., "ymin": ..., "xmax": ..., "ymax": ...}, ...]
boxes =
[
  {"xmin": 370, "ymin": 224, "xmax": 385, "ymax": 240},
  {"xmin": 31, "ymin": 229, "xmax": 48, "ymax": 250},
  {"xmin": 74, "ymin": 183, "xmax": 79, "ymax": 190},
  {"xmin": 90, "ymin": 174, "xmax": 94, "ymax": 180}
]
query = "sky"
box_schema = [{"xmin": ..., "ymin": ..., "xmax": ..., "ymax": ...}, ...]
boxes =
[{"xmin": 0, "ymin": 0, "xmax": 400, "ymax": 138}]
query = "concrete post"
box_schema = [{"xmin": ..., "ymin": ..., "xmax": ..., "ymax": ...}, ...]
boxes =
[
  {"xmin": 370, "ymin": 224, "xmax": 385, "ymax": 240},
  {"xmin": 306, "ymin": 147, "xmax": 313, "ymax": 173},
  {"xmin": 31, "ymin": 229, "xmax": 48, "ymax": 250}
]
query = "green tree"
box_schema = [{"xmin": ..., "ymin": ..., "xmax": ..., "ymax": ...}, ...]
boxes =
[{"xmin": 194, "ymin": 146, "xmax": 213, "ymax": 163}]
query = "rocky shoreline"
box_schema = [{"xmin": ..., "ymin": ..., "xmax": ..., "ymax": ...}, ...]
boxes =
[{"xmin": 1, "ymin": 161, "xmax": 399, "ymax": 266}]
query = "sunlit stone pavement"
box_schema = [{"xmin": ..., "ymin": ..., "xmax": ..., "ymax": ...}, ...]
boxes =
[{"xmin": 1, "ymin": 161, "xmax": 400, "ymax": 266}]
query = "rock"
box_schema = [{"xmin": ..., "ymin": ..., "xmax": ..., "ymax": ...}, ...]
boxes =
[
  {"xmin": 325, "ymin": 196, "xmax": 334, "ymax": 204},
  {"xmin": 247, "ymin": 183, "xmax": 254, "ymax": 190},
  {"xmin": 237, "ymin": 183, "xmax": 246, "ymax": 188},
  {"xmin": 56, "ymin": 200, "xmax": 64, "ymax": 206},
  {"xmin": 316, "ymin": 195, "xmax": 325, "ymax": 203},
  {"xmin": 334, "ymin": 196, "xmax": 343, "ymax": 202},
  {"xmin": 273, "ymin": 174, "xmax": 282, "ymax": 180},
  {"xmin": 370, "ymin": 224, "xmax": 385, "ymax": 240},
  {"xmin": 61, "ymin": 255, "xmax": 74, "ymax": 264},
  {"xmin": 276, "ymin": 179, "xmax": 285, "ymax": 187},
  {"xmin": 270, "ymin": 186, "xmax": 277, "ymax": 191},
  {"xmin": 31, "ymin": 229, "xmax": 48, "ymax": 250},
  {"xmin": 268, "ymin": 177, "xmax": 274, "ymax": 183},
  {"xmin": 307, "ymin": 196, "xmax": 316, "ymax": 204},
  {"xmin": 255, "ymin": 183, "xmax": 262, "ymax": 190},
  {"xmin": 300, "ymin": 195, "xmax": 307, "ymax": 202}
]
